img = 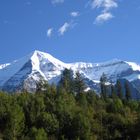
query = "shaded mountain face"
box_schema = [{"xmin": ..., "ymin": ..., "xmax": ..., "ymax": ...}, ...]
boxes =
[{"xmin": 0, "ymin": 50, "xmax": 140, "ymax": 98}]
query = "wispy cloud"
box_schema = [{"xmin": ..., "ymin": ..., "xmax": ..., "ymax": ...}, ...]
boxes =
[
  {"xmin": 51, "ymin": 0, "xmax": 64, "ymax": 4},
  {"xmin": 47, "ymin": 28, "xmax": 53, "ymax": 37},
  {"xmin": 95, "ymin": 12, "xmax": 114, "ymax": 24},
  {"xmin": 70, "ymin": 11, "xmax": 79, "ymax": 17},
  {"xmin": 91, "ymin": 0, "xmax": 118, "ymax": 11},
  {"xmin": 58, "ymin": 22, "xmax": 71, "ymax": 35},
  {"xmin": 89, "ymin": 0, "xmax": 118, "ymax": 24}
]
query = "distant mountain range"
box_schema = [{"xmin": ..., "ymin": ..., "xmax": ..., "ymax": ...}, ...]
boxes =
[{"xmin": 0, "ymin": 50, "xmax": 140, "ymax": 99}]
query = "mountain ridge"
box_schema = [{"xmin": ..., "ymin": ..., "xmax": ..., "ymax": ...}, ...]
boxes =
[{"xmin": 0, "ymin": 50, "xmax": 140, "ymax": 98}]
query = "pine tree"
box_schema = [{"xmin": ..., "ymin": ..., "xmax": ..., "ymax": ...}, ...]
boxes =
[
  {"xmin": 59, "ymin": 69, "xmax": 74, "ymax": 93},
  {"xmin": 100, "ymin": 73, "xmax": 108, "ymax": 99},
  {"xmin": 110, "ymin": 83, "xmax": 116, "ymax": 99},
  {"xmin": 125, "ymin": 81, "xmax": 131, "ymax": 101},
  {"xmin": 116, "ymin": 80, "xmax": 123, "ymax": 100},
  {"xmin": 74, "ymin": 72, "xmax": 86, "ymax": 94}
]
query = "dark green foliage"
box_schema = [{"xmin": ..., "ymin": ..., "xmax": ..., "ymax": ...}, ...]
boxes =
[
  {"xmin": 100, "ymin": 73, "xmax": 108, "ymax": 99},
  {"xmin": 125, "ymin": 81, "xmax": 131, "ymax": 101},
  {"xmin": 0, "ymin": 72, "xmax": 140, "ymax": 140},
  {"xmin": 28, "ymin": 127, "xmax": 48, "ymax": 140},
  {"xmin": 74, "ymin": 72, "xmax": 86, "ymax": 94},
  {"xmin": 2, "ymin": 98, "xmax": 25, "ymax": 140},
  {"xmin": 116, "ymin": 80, "xmax": 123, "ymax": 99},
  {"xmin": 38, "ymin": 112, "xmax": 59, "ymax": 135},
  {"xmin": 70, "ymin": 112, "xmax": 91, "ymax": 140},
  {"xmin": 110, "ymin": 83, "xmax": 116, "ymax": 99},
  {"xmin": 59, "ymin": 69, "xmax": 74, "ymax": 94}
]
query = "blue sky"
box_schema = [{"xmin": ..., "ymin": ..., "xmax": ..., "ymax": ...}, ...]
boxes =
[{"xmin": 0, "ymin": 0, "xmax": 140, "ymax": 64}]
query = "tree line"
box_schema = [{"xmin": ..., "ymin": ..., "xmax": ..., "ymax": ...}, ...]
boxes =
[{"xmin": 0, "ymin": 69, "xmax": 140, "ymax": 140}]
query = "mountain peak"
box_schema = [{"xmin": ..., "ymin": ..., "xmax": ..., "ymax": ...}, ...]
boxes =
[
  {"xmin": 30, "ymin": 50, "xmax": 69, "ymax": 69},
  {"xmin": 31, "ymin": 50, "xmax": 48, "ymax": 57}
]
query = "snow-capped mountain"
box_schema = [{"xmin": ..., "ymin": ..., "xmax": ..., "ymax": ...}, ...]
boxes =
[
  {"xmin": 0, "ymin": 50, "xmax": 69, "ymax": 92},
  {"xmin": 0, "ymin": 50, "xmax": 140, "ymax": 98}
]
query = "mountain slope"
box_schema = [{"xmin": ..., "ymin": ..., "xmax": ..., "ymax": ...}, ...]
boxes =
[
  {"xmin": 0, "ymin": 50, "xmax": 69, "ymax": 92},
  {"xmin": 0, "ymin": 50, "xmax": 140, "ymax": 98}
]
